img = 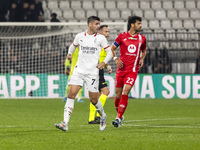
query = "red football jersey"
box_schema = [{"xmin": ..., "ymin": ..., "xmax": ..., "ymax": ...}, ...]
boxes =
[{"xmin": 114, "ymin": 32, "xmax": 146, "ymax": 73}]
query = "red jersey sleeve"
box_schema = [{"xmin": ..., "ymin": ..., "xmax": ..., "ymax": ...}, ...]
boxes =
[{"xmin": 113, "ymin": 33, "xmax": 122, "ymax": 47}]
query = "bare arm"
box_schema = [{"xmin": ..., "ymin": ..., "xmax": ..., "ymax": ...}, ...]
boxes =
[
  {"xmin": 111, "ymin": 44, "xmax": 124, "ymax": 69},
  {"xmin": 139, "ymin": 51, "xmax": 146, "ymax": 69}
]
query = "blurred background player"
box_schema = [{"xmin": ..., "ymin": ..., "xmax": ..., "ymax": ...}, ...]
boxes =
[
  {"xmin": 111, "ymin": 16, "xmax": 147, "ymax": 128},
  {"xmin": 63, "ymin": 47, "xmax": 84, "ymax": 103},
  {"xmin": 88, "ymin": 25, "xmax": 112, "ymax": 124}
]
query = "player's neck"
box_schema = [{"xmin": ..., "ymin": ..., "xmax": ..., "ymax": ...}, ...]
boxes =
[
  {"xmin": 87, "ymin": 29, "xmax": 96, "ymax": 35},
  {"xmin": 129, "ymin": 30, "xmax": 137, "ymax": 36}
]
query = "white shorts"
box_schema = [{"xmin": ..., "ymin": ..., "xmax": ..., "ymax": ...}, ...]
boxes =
[{"xmin": 68, "ymin": 71, "xmax": 99, "ymax": 92}]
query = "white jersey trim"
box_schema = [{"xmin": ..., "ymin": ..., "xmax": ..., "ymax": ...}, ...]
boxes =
[{"xmin": 133, "ymin": 34, "xmax": 142, "ymax": 72}]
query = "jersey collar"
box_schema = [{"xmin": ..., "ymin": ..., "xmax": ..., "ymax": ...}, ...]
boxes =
[
  {"xmin": 85, "ymin": 30, "xmax": 97, "ymax": 37},
  {"xmin": 128, "ymin": 31, "xmax": 139, "ymax": 38}
]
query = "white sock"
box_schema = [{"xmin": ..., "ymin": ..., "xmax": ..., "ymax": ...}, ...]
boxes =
[
  {"xmin": 94, "ymin": 99, "xmax": 106, "ymax": 117},
  {"xmin": 64, "ymin": 98, "xmax": 74, "ymax": 124}
]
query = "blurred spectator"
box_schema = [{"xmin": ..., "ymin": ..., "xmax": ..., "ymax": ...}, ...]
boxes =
[
  {"xmin": 51, "ymin": 13, "xmax": 61, "ymax": 31},
  {"xmin": 139, "ymin": 47, "xmax": 151, "ymax": 73},
  {"xmin": 152, "ymin": 48, "xmax": 161, "ymax": 73},
  {"xmin": 27, "ymin": 3, "xmax": 37, "ymax": 21},
  {"xmin": 0, "ymin": 0, "xmax": 10, "ymax": 22},
  {"xmin": 152, "ymin": 46, "xmax": 172, "ymax": 73},
  {"xmin": 38, "ymin": 49, "xmax": 48, "ymax": 73},
  {"xmin": 160, "ymin": 46, "xmax": 172, "ymax": 73},
  {"xmin": 7, "ymin": 50, "xmax": 19, "ymax": 73},
  {"xmin": 35, "ymin": 15, "xmax": 46, "ymax": 33},
  {"xmin": 18, "ymin": 51, "xmax": 26, "ymax": 73},
  {"xmin": 51, "ymin": 13, "xmax": 60, "ymax": 22},
  {"xmin": 9, "ymin": 2, "xmax": 19, "ymax": 21},
  {"xmin": 194, "ymin": 52, "xmax": 200, "ymax": 73},
  {"xmin": 34, "ymin": 0, "xmax": 44, "ymax": 17},
  {"xmin": 0, "ymin": 40, "xmax": 7, "ymax": 73},
  {"xmin": 38, "ymin": 15, "xmax": 44, "ymax": 22},
  {"xmin": 21, "ymin": 1, "xmax": 30, "ymax": 21}
]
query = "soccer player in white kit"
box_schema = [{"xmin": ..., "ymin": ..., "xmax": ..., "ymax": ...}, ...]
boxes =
[{"xmin": 55, "ymin": 16, "xmax": 113, "ymax": 131}]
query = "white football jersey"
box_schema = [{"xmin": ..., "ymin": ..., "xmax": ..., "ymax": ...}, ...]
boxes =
[{"xmin": 72, "ymin": 31, "xmax": 110, "ymax": 75}]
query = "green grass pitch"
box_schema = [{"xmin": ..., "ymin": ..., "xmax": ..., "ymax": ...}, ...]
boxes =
[{"xmin": 0, "ymin": 98, "xmax": 200, "ymax": 150}]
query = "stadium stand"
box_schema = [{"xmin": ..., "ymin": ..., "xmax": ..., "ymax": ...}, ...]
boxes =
[
  {"xmin": 156, "ymin": 9, "xmax": 167, "ymax": 20},
  {"xmin": 105, "ymin": 1, "xmax": 116, "ymax": 10},
  {"xmin": 151, "ymin": 1, "xmax": 162, "ymax": 10},
  {"xmin": 86, "ymin": 9, "xmax": 97, "ymax": 18},
  {"xmin": 121, "ymin": 9, "xmax": 132, "ymax": 20},
  {"xmin": 174, "ymin": 0, "xmax": 185, "ymax": 10},
  {"xmin": 110, "ymin": 9, "xmax": 121, "ymax": 20},
  {"xmin": 144, "ymin": 9, "xmax": 155, "ymax": 19},
  {"xmin": 167, "ymin": 9, "xmax": 178, "ymax": 20},
  {"xmin": 190, "ymin": 9, "xmax": 200, "ymax": 19},
  {"xmin": 185, "ymin": 1, "xmax": 196, "ymax": 10},
  {"xmin": 48, "ymin": 1, "xmax": 58, "ymax": 10},
  {"xmin": 197, "ymin": 1, "xmax": 200, "ymax": 9},
  {"xmin": 140, "ymin": 1, "xmax": 151, "ymax": 10},
  {"xmin": 178, "ymin": 9, "xmax": 190, "ymax": 20},
  {"xmin": 70, "ymin": 1, "xmax": 82, "ymax": 10},
  {"xmin": 94, "ymin": 1, "xmax": 104, "ymax": 10},
  {"xmin": 1, "ymin": 0, "xmax": 200, "ymax": 74},
  {"xmin": 82, "ymin": 1, "xmax": 93, "ymax": 10},
  {"xmin": 160, "ymin": 19, "xmax": 171, "ymax": 30},
  {"xmin": 117, "ymin": 1, "xmax": 127, "ymax": 10},
  {"xmin": 163, "ymin": 1, "xmax": 173, "ymax": 10},
  {"xmin": 59, "ymin": 1, "xmax": 70, "ymax": 11},
  {"xmin": 128, "ymin": 1, "xmax": 139, "ymax": 9}
]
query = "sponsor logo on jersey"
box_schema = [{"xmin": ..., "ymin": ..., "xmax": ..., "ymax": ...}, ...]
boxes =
[
  {"xmin": 81, "ymin": 46, "xmax": 97, "ymax": 54},
  {"xmin": 127, "ymin": 44, "xmax": 136, "ymax": 53},
  {"xmin": 129, "ymin": 37, "xmax": 137, "ymax": 40}
]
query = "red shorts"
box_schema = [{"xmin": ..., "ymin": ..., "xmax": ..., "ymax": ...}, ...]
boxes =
[{"xmin": 115, "ymin": 71, "xmax": 138, "ymax": 88}]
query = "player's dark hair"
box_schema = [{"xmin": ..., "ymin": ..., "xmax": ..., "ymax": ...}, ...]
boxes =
[
  {"xmin": 99, "ymin": 25, "xmax": 108, "ymax": 31},
  {"xmin": 87, "ymin": 16, "xmax": 100, "ymax": 24},
  {"xmin": 128, "ymin": 15, "xmax": 142, "ymax": 30}
]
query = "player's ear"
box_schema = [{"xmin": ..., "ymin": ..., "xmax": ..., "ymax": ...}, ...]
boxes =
[{"xmin": 88, "ymin": 22, "xmax": 91, "ymax": 27}]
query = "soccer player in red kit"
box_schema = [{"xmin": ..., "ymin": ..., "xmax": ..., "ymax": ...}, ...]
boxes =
[{"xmin": 111, "ymin": 15, "xmax": 147, "ymax": 127}]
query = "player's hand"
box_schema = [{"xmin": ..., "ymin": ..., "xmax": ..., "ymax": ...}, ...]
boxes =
[
  {"xmin": 66, "ymin": 69, "xmax": 70, "ymax": 75},
  {"xmin": 115, "ymin": 58, "xmax": 124, "ymax": 69},
  {"xmin": 67, "ymin": 54, "xmax": 72, "ymax": 60},
  {"xmin": 96, "ymin": 62, "xmax": 105, "ymax": 70},
  {"xmin": 139, "ymin": 59, "xmax": 144, "ymax": 68},
  {"xmin": 107, "ymin": 65, "xmax": 112, "ymax": 74}
]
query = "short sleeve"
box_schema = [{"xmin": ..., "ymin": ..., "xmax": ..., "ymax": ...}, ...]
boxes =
[
  {"xmin": 73, "ymin": 34, "xmax": 80, "ymax": 46},
  {"xmin": 113, "ymin": 33, "xmax": 122, "ymax": 47},
  {"xmin": 100, "ymin": 36, "xmax": 110, "ymax": 50},
  {"xmin": 141, "ymin": 36, "xmax": 146, "ymax": 51}
]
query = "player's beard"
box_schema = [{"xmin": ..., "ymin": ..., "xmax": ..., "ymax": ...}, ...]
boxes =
[{"xmin": 135, "ymin": 27, "xmax": 141, "ymax": 32}]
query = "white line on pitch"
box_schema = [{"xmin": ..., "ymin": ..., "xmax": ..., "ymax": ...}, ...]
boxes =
[
  {"xmin": 124, "ymin": 117, "xmax": 197, "ymax": 123},
  {"xmin": 122, "ymin": 124, "xmax": 200, "ymax": 128},
  {"xmin": 0, "ymin": 126, "xmax": 44, "ymax": 128}
]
